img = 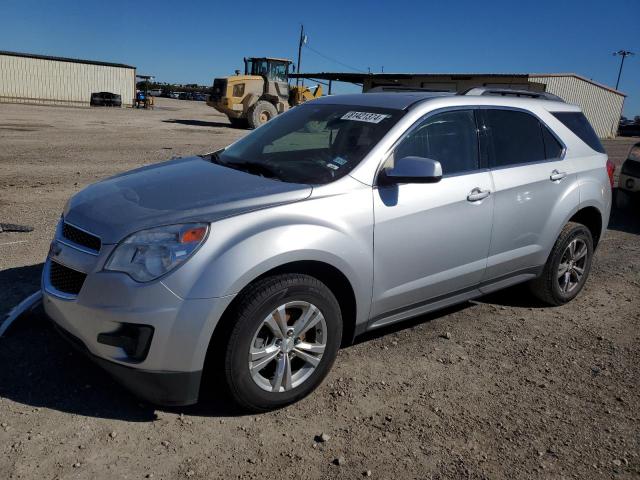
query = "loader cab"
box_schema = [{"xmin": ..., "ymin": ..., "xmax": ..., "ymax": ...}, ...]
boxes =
[{"xmin": 244, "ymin": 57, "xmax": 291, "ymax": 83}]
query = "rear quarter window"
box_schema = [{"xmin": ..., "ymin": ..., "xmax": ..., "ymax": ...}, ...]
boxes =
[{"xmin": 551, "ymin": 112, "xmax": 605, "ymax": 154}]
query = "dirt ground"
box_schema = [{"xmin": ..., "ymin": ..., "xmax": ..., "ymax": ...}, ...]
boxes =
[{"xmin": 1, "ymin": 98, "xmax": 639, "ymax": 479}]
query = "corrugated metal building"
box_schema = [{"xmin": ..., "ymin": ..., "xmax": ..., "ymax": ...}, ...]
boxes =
[
  {"xmin": 0, "ymin": 51, "xmax": 136, "ymax": 107},
  {"xmin": 529, "ymin": 74, "xmax": 625, "ymax": 138},
  {"xmin": 291, "ymin": 71, "xmax": 626, "ymax": 138}
]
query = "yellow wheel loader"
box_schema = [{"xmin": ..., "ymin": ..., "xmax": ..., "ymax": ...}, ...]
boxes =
[{"xmin": 207, "ymin": 57, "xmax": 322, "ymax": 129}]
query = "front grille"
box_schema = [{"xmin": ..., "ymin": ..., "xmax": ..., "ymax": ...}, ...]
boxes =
[
  {"xmin": 49, "ymin": 261, "xmax": 87, "ymax": 296},
  {"xmin": 62, "ymin": 222, "xmax": 101, "ymax": 252}
]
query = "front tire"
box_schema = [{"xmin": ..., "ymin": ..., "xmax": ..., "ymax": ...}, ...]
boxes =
[
  {"xmin": 223, "ymin": 274, "xmax": 342, "ymax": 412},
  {"xmin": 247, "ymin": 100, "xmax": 278, "ymax": 129},
  {"xmin": 529, "ymin": 222, "xmax": 594, "ymax": 306}
]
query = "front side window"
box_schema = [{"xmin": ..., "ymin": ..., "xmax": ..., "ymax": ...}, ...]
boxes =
[
  {"xmin": 393, "ymin": 110, "xmax": 479, "ymax": 175},
  {"xmin": 216, "ymin": 104, "xmax": 404, "ymax": 184},
  {"xmin": 484, "ymin": 109, "xmax": 546, "ymax": 167}
]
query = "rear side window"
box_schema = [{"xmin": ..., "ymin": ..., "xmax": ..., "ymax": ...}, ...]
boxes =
[
  {"xmin": 484, "ymin": 109, "xmax": 545, "ymax": 167},
  {"xmin": 541, "ymin": 126, "xmax": 564, "ymax": 159},
  {"xmin": 394, "ymin": 110, "xmax": 479, "ymax": 175},
  {"xmin": 552, "ymin": 112, "xmax": 605, "ymax": 153}
]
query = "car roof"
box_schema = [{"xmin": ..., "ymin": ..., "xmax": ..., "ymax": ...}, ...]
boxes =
[{"xmin": 309, "ymin": 92, "xmax": 456, "ymax": 110}]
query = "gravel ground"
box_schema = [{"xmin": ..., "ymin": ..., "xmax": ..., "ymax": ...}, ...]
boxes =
[{"xmin": 0, "ymin": 99, "xmax": 639, "ymax": 479}]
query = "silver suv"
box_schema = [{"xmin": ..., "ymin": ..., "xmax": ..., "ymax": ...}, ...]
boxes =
[{"xmin": 43, "ymin": 89, "xmax": 613, "ymax": 411}]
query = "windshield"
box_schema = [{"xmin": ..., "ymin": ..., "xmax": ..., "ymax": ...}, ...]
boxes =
[{"xmin": 217, "ymin": 104, "xmax": 404, "ymax": 184}]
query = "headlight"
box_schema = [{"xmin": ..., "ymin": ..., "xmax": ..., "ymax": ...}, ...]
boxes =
[
  {"xmin": 232, "ymin": 83, "xmax": 245, "ymax": 97},
  {"xmin": 105, "ymin": 223, "xmax": 208, "ymax": 282}
]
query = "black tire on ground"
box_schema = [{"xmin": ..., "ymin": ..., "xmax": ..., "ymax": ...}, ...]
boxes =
[
  {"xmin": 229, "ymin": 117, "xmax": 249, "ymax": 129},
  {"xmin": 615, "ymin": 188, "xmax": 632, "ymax": 210},
  {"xmin": 529, "ymin": 222, "xmax": 594, "ymax": 306},
  {"xmin": 247, "ymin": 100, "xmax": 278, "ymax": 129},
  {"xmin": 222, "ymin": 274, "xmax": 342, "ymax": 412}
]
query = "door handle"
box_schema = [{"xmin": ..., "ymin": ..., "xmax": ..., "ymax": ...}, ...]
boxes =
[
  {"xmin": 467, "ymin": 188, "xmax": 491, "ymax": 202},
  {"xmin": 550, "ymin": 170, "xmax": 567, "ymax": 181}
]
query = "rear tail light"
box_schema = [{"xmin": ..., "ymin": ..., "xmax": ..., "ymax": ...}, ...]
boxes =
[{"xmin": 606, "ymin": 159, "xmax": 615, "ymax": 188}]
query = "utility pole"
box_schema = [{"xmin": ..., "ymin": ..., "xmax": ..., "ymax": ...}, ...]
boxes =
[
  {"xmin": 296, "ymin": 25, "xmax": 305, "ymax": 87},
  {"xmin": 613, "ymin": 50, "xmax": 634, "ymax": 90}
]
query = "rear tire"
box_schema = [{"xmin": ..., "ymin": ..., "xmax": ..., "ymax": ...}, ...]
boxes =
[
  {"xmin": 247, "ymin": 100, "xmax": 278, "ymax": 129},
  {"xmin": 223, "ymin": 274, "xmax": 342, "ymax": 412},
  {"xmin": 615, "ymin": 188, "xmax": 631, "ymax": 210},
  {"xmin": 529, "ymin": 222, "xmax": 593, "ymax": 306}
]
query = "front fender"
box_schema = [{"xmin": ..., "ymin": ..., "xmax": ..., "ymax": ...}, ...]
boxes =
[{"xmin": 162, "ymin": 182, "xmax": 374, "ymax": 326}]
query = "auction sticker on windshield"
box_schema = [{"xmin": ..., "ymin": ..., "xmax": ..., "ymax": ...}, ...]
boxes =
[{"xmin": 341, "ymin": 111, "xmax": 390, "ymax": 124}]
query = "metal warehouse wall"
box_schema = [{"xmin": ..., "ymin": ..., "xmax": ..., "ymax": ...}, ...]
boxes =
[
  {"xmin": 0, "ymin": 54, "xmax": 135, "ymax": 107},
  {"xmin": 530, "ymin": 75, "xmax": 624, "ymax": 138}
]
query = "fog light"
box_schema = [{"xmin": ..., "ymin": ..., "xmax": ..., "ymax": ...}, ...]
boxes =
[{"xmin": 97, "ymin": 324, "xmax": 154, "ymax": 362}]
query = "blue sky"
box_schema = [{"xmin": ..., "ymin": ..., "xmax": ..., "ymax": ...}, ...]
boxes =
[{"xmin": 1, "ymin": 0, "xmax": 639, "ymax": 116}]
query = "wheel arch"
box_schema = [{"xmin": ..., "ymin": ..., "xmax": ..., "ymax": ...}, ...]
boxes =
[
  {"xmin": 201, "ymin": 260, "xmax": 359, "ymax": 396},
  {"xmin": 569, "ymin": 206, "xmax": 603, "ymax": 248}
]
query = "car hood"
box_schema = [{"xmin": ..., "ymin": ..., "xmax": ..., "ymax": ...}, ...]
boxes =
[{"xmin": 63, "ymin": 156, "xmax": 312, "ymax": 244}]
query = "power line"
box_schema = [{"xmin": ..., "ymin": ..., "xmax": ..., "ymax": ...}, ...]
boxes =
[{"xmin": 303, "ymin": 43, "xmax": 367, "ymax": 73}]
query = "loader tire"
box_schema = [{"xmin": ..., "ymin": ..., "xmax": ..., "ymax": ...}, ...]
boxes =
[{"xmin": 247, "ymin": 101, "xmax": 278, "ymax": 129}]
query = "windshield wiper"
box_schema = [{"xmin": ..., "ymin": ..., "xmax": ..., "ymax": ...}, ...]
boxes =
[{"xmin": 225, "ymin": 161, "xmax": 283, "ymax": 181}]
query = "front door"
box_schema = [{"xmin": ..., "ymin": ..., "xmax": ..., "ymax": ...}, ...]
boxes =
[{"xmin": 371, "ymin": 109, "xmax": 494, "ymax": 320}]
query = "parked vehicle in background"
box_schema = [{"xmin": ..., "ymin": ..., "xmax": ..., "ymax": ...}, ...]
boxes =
[
  {"xmin": 169, "ymin": 92, "xmax": 181, "ymax": 99},
  {"xmin": 148, "ymin": 89, "xmax": 163, "ymax": 97},
  {"xmin": 616, "ymin": 142, "xmax": 640, "ymax": 208},
  {"xmin": 618, "ymin": 120, "xmax": 640, "ymax": 137},
  {"xmin": 89, "ymin": 92, "xmax": 122, "ymax": 107},
  {"xmin": 192, "ymin": 93, "xmax": 207, "ymax": 101},
  {"xmin": 42, "ymin": 89, "xmax": 612, "ymax": 411}
]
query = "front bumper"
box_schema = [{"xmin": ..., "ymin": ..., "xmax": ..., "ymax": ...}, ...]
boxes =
[
  {"xmin": 42, "ymin": 221, "xmax": 235, "ymax": 405},
  {"xmin": 52, "ymin": 321, "xmax": 202, "ymax": 406}
]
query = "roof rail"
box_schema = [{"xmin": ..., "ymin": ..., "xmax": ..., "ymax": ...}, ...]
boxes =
[
  {"xmin": 463, "ymin": 87, "xmax": 564, "ymax": 102},
  {"xmin": 367, "ymin": 86, "xmax": 454, "ymax": 94}
]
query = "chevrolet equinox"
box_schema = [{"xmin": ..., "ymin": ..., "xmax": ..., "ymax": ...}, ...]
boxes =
[{"xmin": 43, "ymin": 89, "xmax": 613, "ymax": 411}]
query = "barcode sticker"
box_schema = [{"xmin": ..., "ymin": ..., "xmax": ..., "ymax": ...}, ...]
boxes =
[{"xmin": 341, "ymin": 111, "xmax": 389, "ymax": 124}]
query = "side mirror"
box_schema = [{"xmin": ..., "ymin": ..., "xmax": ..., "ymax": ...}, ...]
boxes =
[{"xmin": 379, "ymin": 156, "xmax": 443, "ymax": 185}]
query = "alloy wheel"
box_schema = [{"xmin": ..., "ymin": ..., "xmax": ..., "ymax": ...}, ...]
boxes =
[
  {"xmin": 248, "ymin": 301, "xmax": 327, "ymax": 393},
  {"xmin": 557, "ymin": 238, "xmax": 588, "ymax": 293}
]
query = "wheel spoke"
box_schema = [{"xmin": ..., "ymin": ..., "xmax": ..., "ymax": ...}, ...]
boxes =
[
  {"xmin": 293, "ymin": 304, "xmax": 321, "ymax": 337},
  {"xmin": 574, "ymin": 244, "xmax": 587, "ymax": 261},
  {"xmin": 250, "ymin": 349, "xmax": 279, "ymax": 373},
  {"xmin": 250, "ymin": 344, "xmax": 279, "ymax": 362},
  {"xmin": 295, "ymin": 341, "xmax": 326, "ymax": 355},
  {"xmin": 292, "ymin": 347, "xmax": 321, "ymax": 367},
  {"xmin": 562, "ymin": 272, "xmax": 571, "ymax": 292},
  {"xmin": 265, "ymin": 304, "xmax": 289, "ymax": 339},
  {"xmin": 569, "ymin": 240, "xmax": 576, "ymax": 258},
  {"xmin": 272, "ymin": 354, "xmax": 292, "ymax": 392},
  {"xmin": 558, "ymin": 262, "xmax": 570, "ymax": 278},
  {"xmin": 573, "ymin": 265, "xmax": 584, "ymax": 275}
]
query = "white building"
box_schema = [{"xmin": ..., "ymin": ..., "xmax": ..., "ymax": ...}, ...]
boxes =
[{"xmin": 0, "ymin": 50, "xmax": 136, "ymax": 107}]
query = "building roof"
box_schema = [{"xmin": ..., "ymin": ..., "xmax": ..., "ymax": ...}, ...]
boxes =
[
  {"xmin": 291, "ymin": 71, "xmax": 625, "ymax": 96},
  {"xmin": 529, "ymin": 73, "xmax": 625, "ymax": 97},
  {"xmin": 289, "ymin": 72, "xmax": 530, "ymax": 84},
  {"xmin": 0, "ymin": 50, "xmax": 135, "ymax": 69}
]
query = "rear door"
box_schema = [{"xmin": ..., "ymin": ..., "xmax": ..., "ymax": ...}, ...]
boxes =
[
  {"xmin": 372, "ymin": 109, "xmax": 494, "ymax": 319},
  {"xmin": 480, "ymin": 108, "xmax": 579, "ymax": 283}
]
